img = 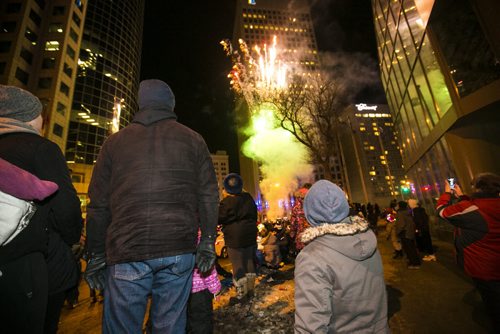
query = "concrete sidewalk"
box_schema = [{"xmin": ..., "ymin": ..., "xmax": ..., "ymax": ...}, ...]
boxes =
[{"xmin": 378, "ymin": 227, "xmax": 492, "ymax": 333}]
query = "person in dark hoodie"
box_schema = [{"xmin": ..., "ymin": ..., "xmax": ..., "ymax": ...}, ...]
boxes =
[
  {"xmin": 84, "ymin": 79, "xmax": 219, "ymax": 333},
  {"xmin": 294, "ymin": 180, "xmax": 388, "ymax": 334},
  {"xmin": 0, "ymin": 85, "xmax": 83, "ymax": 334}
]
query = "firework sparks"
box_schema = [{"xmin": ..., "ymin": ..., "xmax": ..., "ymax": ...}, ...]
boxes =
[
  {"xmin": 221, "ymin": 36, "xmax": 313, "ymax": 219},
  {"xmin": 221, "ymin": 36, "xmax": 288, "ymax": 109}
]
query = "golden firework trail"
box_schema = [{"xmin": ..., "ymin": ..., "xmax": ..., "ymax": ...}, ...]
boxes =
[{"xmin": 221, "ymin": 36, "xmax": 288, "ymax": 109}]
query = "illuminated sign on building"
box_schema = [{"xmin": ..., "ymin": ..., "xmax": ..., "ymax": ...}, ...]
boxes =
[
  {"xmin": 248, "ymin": 0, "xmax": 256, "ymax": 4},
  {"xmin": 355, "ymin": 103, "xmax": 378, "ymax": 111}
]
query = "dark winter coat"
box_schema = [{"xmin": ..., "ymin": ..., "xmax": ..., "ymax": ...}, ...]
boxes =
[
  {"xmin": 218, "ymin": 192, "xmax": 258, "ymax": 248},
  {"xmin": 0, "ymin": 132, "xmax": 83, "ymax": 293},
  {"xmin": 412, "ymin": 206, "xmax": 430, "ymax": 233},
  {"xmin": 395, "ymin": 209, "xmax": 416, "ymax": 240},
  {"xmin": 86, "ymin": 105, "xmax": 219, "ymax": 264}
]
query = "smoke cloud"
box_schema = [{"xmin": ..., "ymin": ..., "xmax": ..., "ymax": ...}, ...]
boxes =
[{"xmin": 241, "ymin": 106, "xmax": 313, "ymax": 220}]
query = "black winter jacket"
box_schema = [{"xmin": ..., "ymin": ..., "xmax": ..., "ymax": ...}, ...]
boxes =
[
  {"xmin": 0, "ymin": 132, "xmax": 83, "ymax": 293},
  {"xmin": 218, "ymin": 192, "xmax": 258, "ymax": 248},
  {"xmin": 86, "ymin": 109, "xmax": 219, "ymax": 265}
]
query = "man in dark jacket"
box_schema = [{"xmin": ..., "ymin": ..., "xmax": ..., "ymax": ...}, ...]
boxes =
[
  {"xmin": 218, "ymin": 173, "xmax": 258, "ymax": 303},
  {"xmin": 0, "ymin": 85, "xmax": 83, "ymax": 334},
  {"xmin": 84, "ymin": 79, "xmax": 219, "ymax": 333},
  {"xmin": 395, "ymin": 201, "xmax": 421, "ymax": 269},
  {"xmin": 437, "ymin": 173, "xmax": 500, "ymax": 332}
]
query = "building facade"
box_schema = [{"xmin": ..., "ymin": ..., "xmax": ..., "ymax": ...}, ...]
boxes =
[
  {"xmin": 372, "ymin": 0, "xmax": 500, "ymax": 226},
  {"xmin": 65, "ymin": 0, "xmax": 144, "ymax": 198},
  {"xmin": 233, "ymin": 0, "xmax": 329, "ymax": 199},
  {"xmin": 339, "ymin": 104, "xmax": 406, "ymax": 206},
  {"xmin": 211, "ymin": 150, "xmax": 230, "ymax": 200},
  {"xmin": 0, "ymin": 0, "xmax": 87, "ymax": 151}
]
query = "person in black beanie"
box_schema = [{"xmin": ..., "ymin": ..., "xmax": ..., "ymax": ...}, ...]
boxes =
[
  {"xmin": 84, "ymin": 79, "xmax": 219, "ymax": 333},
  {"xmin": 218, "ymin": 173, "xmax": 258, "ymax": 303},
  {"xmin": 0, "ymin": 85, "xmax": 83, "ymax": 334}
]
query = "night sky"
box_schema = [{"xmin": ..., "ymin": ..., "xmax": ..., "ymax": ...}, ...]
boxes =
[{"xmin": 140, "ymin": 0, "xmax": 385, "ymax": 173}]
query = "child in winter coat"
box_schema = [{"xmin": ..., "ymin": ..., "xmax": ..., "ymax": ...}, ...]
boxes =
[
  {"xmin": 187, "ymin": 232, "xmax": 221, "ymax": 334},
  {"xmin": 186, "ymin": 264, "xmax": 221, "ymax": 334},
  {"xmin": 260, "ymin": 226, "xmax": 282, "ymax": 269}
]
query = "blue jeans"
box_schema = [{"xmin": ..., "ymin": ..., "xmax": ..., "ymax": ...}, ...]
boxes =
[{"xmin": 103, "ymin": 253, "xmax": 195, "ymax": 334}]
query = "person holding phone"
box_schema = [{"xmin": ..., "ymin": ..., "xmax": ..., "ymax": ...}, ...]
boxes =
[{"xmin": 436, "ymin": 173, "xmax": 500, "ymax": 332}]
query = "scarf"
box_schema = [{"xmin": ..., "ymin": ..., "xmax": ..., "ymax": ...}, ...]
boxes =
[{"xmin": 0, "ymin": 117, "xmax": 40, "ymax": 136}]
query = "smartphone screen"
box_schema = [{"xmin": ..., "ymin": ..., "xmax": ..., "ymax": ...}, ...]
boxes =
[{"xmin": 448, "ymin": 178, "xmax": 455, "ymax": 189}]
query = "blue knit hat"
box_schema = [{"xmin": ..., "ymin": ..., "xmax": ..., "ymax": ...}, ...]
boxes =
[
  {"xmin": 138, "ymin": 79, "xmax": 175, "ymax": 112},
  {"xmin": 303, "ymin": 180, "xmax": 350, "ymax": 226},
  {"xmin": 223, "ymin": 173, "xmax": 243, "ymax": 194}
]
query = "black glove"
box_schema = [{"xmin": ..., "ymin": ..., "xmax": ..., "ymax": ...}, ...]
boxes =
[
  {"xmin": 84, "ymin": 252, "xmax": 106, "ymax": 291},
  {"xmin": 196, "ymin": 236, "xmax": 216, "ymax": 275}
]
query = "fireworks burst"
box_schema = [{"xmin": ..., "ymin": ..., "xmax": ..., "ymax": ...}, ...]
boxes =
[
  {"xmin": 221, "ymin": 36, "xmax": 313, "ymax": 219},
  {"xmin": 221, "ymin": 36, "xmax": 288, "ymax": 110}
]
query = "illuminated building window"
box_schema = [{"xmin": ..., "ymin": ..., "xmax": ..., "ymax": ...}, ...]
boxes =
[
  {"xmin": 25, "ymin": 27, "xmax": 38, "ymax": 44},
  {"xmin": 45, "ymin": 41, "xmax": 60, "ymax": 51},
  {"xmin": 369, "ymin": 146, "xmax": 375, "ymax": 150},
  {"xmin": 49, "ymin": 23, "xmax": 64, "ymax": 33},
  {"xmin": 369, "ymin": 171, "xmax": 376, "ymax": 176},
  {"xmin": 359, "ymin": 127, "xmax": 366, "ymax": 131}
]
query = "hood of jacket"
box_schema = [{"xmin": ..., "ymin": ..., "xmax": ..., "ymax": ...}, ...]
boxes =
[
  {"xmin": 133, "ymin": 79, "xmax": 177, "ymax": 126},
  {"xmin": 300, "ymin": 215, "xmax": 376, "ymax": 261}
]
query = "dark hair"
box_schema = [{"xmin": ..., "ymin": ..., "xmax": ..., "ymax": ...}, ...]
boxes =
[
  {"xmin": 472, "ymin": 173, "xmax": 500, "ymax": 195},
  {"xmin": 397, "ymin": 201, "xmax": 408, "ymax": 209}
]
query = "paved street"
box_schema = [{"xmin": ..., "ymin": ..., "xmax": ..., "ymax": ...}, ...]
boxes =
[{"xmin": 58, "ymin": 226, "xmax": 491, "ymax": 333}]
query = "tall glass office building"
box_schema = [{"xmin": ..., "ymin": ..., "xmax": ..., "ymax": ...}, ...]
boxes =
[
  {"xmin": 371, "ymin": 0, "xmax": 500, "ymax": 223},
  {"xmin": 65, "ymin": 1, "xmax": 144, "ymax": 165},
  {"xmin": 64, "ymin": 0, "xmax": 144, "ymax": 201}
]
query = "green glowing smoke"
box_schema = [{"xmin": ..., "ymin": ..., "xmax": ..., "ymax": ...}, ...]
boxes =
[{"xmin": 242, "ymin": 105, "xmax": 312, "ymax": 220}]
